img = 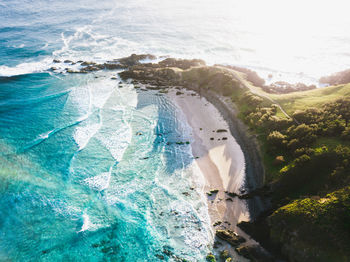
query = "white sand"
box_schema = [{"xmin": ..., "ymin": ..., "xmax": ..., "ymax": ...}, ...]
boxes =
[{"xmin": 168, "ymin": 89, "xmax": 251, "ymax": 229}]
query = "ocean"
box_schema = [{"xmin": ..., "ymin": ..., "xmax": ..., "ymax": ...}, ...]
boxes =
[{"xmin": 1, "ymin": 0, "xmax": 350, "ymax": 261}]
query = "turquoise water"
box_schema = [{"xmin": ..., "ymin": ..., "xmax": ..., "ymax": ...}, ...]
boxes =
[
  {"xmin": 1, "ymin": 0, "xmax": 350, "ymax": 261},
  {"xmin": 0, "ymin": 71, "xmax": 212, "ymax": 261}
]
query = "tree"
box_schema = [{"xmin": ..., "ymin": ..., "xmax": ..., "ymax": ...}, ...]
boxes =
[
  {"xmin": 341, "ymin": 127, "xmax": 350, "ymax": 141},
  {"xmin": 324, "ymin": 98, "xmax": 350, "ymax": 126},
  {"xmin": 287, "ymin": 124, "xmax": 317, "ymax": 145},
  {"xmin": 267, "ymin": 131, "xmax": 287, "ymax": 150}
]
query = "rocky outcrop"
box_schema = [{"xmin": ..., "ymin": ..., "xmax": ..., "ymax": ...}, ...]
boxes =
[
  {"xmin": 117, "ymin": 53, "xmax": 156, "ymax": 66},
  {"xmin": 235, "ymin": 244, "xmax": 274, "ymax": 262},
  {"xmin": 53, "ymin": 54, "xmax": 157, "ymax": 74},
  {"xmin": 320, "ymin": 68, "xmax": 350, "ymax": 86},
  {"xmin": 119, "ymin": 66, "xmax": 181, "ymax": 86},
  {"xmin": 215, "ymin": 230, "xmax": 245, "ymax": 246},
  {"xmin": 158, "ymin": 58, "xmax": 205, "ymax": 70},
  {"xmin": 262, "ymin": 81, "xmax": 316, "ymax": 94}
]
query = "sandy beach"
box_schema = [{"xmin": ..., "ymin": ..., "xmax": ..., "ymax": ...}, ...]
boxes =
[
  {"xmin": 168, "ymin": 88, "xmax": 269, "ymax": 259},
  {"xmin": 168, "ymin": 88, "xmax": 252, "ymax": 229}
]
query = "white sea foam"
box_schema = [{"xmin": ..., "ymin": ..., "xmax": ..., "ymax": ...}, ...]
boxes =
[
  {"xmin": 74, "ymin": 122, "xmax": 101, "ymax": 150},
  {"xmin": 84, "ymin": 171, "xmax": 111, "ymax": 191},
  {"xmin": 97, "ymin": 119, "xmax": 132, "ymax": 161},
  {"xmin": 0, "ymin": 57, "xmax": 53, "ymax": 77},
  {"xmin": 78, "ymin": 212, "xmax": 103, "ymax": 232},
  {"xmin": 79, "ymin": 213, "xmax": 91, "ymax": 232}
]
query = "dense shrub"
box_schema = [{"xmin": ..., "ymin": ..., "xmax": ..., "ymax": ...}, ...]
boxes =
[
  {"xmin": 267, "ymin": 131, "xmax": 287, "ymax": 151},
  {"xmin": 242, "ymin": 92, "xmax": 263, "ymax": 107},
  {"xmin": 341, "ymin": 127, "xmax": 350, "ymax": 141}
]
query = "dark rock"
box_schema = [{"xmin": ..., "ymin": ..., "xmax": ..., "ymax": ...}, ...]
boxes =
[
  {"xmin": 155, "ymin": 254, "xmax": 165, "ymax": 260},
  {"xmin": 210, "ymin": 137, "xmax": 214, "ymax": 140},
  {"xmin": 53, "ymin": 59, "xmax": 61, "ymax": 63},
  {"xmin": 176, "ymin": 91, "xmax": 184, "ymax": 95},
  {"xmin": 66, "ymin": 69, "xmax": 87, "ymax": 74},
  {"xmin": 64, "ymin": 60, "xmax": 73, "ymax": 63},
  {"xmin": 146, "ymin": 85, "xmax": 162, "ymax": 90},
  {"xmin": 215, "ymin": 230, "xmax": 245, "ymax": 246},
  {"xmin": 222, "ymin": 137, "xmax": 228, "ymax": 140},
  {"xmin": 238, "ymin": 185, "xmax": 272, "ymax": 199},
  {"xmin": 81, "ymin": 61, "xmax": 96, "ymax": 66},
  {"xmin": 213, "ymin": 221, "xmax": 222, "ymax": 226},
  {"xmin": 103, "ymin": 63, "xmax": 125, "ymax": 70},
  {"xmin": 210, "ymin": 189, "xmax": 219, "ymax": 194},
  {"xmin": 118, "ymin": 54, "xmax": 156, "ymax": 66},
  {"xmin": 320, "ymin": 68, "xmax": 350, "ymax": 85},
  {"xmin": 216, "ymin": 129, "xmax": 228, "ymax": 133},
  {"xmin": 262, "ymin": 81, "xmax": 316, "ymax": 94},
  {"xmin": 236, "ymin": 244, "xmax": 273, "ymax": 262},
  {"xmin": 159, "ymin": 58, "xmax": 205, "ymax": 70},
  {"xmin": 83, "ymin": 65, "xmax": 101, "ymax": 72}
]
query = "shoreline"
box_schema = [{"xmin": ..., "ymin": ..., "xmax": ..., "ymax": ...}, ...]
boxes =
[
  {"xmin": 196, "ymin": 88, "xmax": 265, "ymax": 192},
  {"xmin": 167, "ymin": 88, "xmax": 268, "ymax": 260}
]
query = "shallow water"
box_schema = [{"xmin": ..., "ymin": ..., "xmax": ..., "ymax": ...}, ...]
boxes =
[{"xmin": 0, "ymin": 72, "xmax": 214, "ymax": 261}]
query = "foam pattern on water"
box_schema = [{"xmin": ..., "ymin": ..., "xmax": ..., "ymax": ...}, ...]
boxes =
[{"xmin": 0, "ymin": 74, "xmax": 212, "ymax": 261}]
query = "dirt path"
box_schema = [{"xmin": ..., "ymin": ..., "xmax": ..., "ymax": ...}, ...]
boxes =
[{"xmin": 218, "ymin": 66, "xmax": 299, "ymax": 124}]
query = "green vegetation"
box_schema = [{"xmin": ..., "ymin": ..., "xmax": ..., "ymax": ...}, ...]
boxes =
[
  {"xmin": 191, "ymin": 66, "xmax": 350, "ymax": 261},
  {"xmin": 231, "ymin": 73, "xmax": 350, "ymax": 261},
  {"xmin": 269, "ymin": 187, "xmax": 350, "ymax": 262},
  {"xmin": 206, "ymin": 253, "xmax": 216, "ymax": 262},
  {"xmin": 270, "ymin": 83, "xmax": 350, "ymax": 115}
]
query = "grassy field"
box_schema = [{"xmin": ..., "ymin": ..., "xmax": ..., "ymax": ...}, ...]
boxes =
[
  {"xmin": 228, "ymin": 66, "xmax": 350, "ymax": 116},
  {"xmin": 270, "ymin": 83, "xmax": 350, "ymax": 114}
]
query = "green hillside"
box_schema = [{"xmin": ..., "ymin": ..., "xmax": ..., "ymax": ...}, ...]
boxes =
[{"xmin": 271, "ymin": 83, "xmax": 350, "ymax": 115}]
